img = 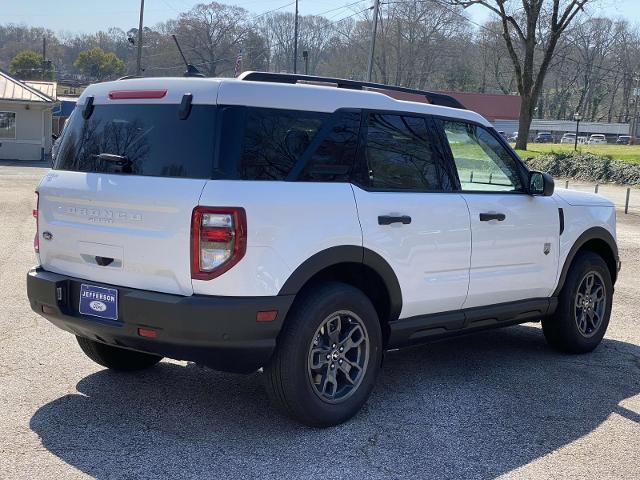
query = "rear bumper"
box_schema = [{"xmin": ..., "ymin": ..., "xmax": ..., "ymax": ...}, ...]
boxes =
[{"xmin": 27, "ymin": 268, "xmax": 295, "ymax": 373}]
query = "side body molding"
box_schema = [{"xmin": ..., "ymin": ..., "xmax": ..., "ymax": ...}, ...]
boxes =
[
  {"xmin": 553, "ymin": 226, "xmax": 619, "ymax": 296},
  {"xmin": 278, "ymin": 246, "xmax": 403, "ymax": 322}
]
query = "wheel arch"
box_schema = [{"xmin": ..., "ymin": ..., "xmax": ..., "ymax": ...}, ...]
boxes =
[
  {"xmin": 278, "ymin": 246, "xmax": 403, "ymax": 340},
  {"xmin": 554, "ymin": 227, "xmax": 619, "ymax": 296}
]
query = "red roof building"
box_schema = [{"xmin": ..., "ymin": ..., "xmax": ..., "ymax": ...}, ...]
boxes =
[{"xmin": 367, "ymin": 87, "xmax": 521, "ymax": 122}]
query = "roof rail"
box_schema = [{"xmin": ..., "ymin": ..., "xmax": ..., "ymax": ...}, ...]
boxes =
[{"xmin": 237, "ymin": 71, "xmax": 466, "ymax": 110}]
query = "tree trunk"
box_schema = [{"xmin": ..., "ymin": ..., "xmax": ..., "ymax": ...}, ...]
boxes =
[{"xmin": 515, "ymin": 95, "xmax": 534, "ymax": 151}]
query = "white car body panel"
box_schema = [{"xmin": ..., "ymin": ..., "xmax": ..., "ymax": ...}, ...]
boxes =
[
  {"xmin": 37, "ymin": 171, "xmax": 206, "ymax": 296},
  {"xmin": 461, "ymin": 194, "xmax": 560, "ymax": 308},
  {"xmin": 551, "ymin": 190, "xmax": 616, "ymax": 292},
  {"xmin": 351, "ymin": 186, "xmax": 472, "ymax": 319},
  {"xmin": 194, "ymin": 181, "xmax": 362, "ymax": 297}
]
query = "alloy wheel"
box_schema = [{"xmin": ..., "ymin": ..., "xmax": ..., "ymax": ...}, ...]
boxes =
[
  {"xmin": 574, "ymin": 271, "xmax": 606, "ymax": 338},
  {"xmin": 307, "ymin": 310, "xmax": 370, "ymax": 404}
]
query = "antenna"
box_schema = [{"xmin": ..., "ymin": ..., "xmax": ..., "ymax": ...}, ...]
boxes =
[{"xmin": 171, "ymin": 34, "xmax": 205, "ymax": 78}]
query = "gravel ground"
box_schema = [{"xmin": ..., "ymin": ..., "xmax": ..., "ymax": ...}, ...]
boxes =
[{"xmin": 1, "ymin": 163, "xmax": 638, "ymax": 480}]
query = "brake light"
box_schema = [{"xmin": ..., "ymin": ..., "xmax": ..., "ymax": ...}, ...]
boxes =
[
  {"xmin": 108, "ymin": 89, "xmax": 167, "ymax": 100},
  {"xmin": 191, "ymin": 207, "xmax": 247, "ymax": 280},
  {"xmin": 33, "ymin": 192, "xmax": 39, "ymax": 254}
]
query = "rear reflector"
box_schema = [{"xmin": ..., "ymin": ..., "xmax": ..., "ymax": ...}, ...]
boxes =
[
  {"xmin": 256, "ymin": 310, "xmax": 278, "ymax": 322},
  {"xmin": 138, "ymin": 328, "xmax": 157, "ymax": 338},
  {"xmin": 108, "ymin": 89, "xmax": 167, "ymax": 100}
]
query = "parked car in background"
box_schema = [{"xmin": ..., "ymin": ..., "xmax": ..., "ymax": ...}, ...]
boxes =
[
  {"xmin": 560, "ymin": 133, "xmax": 576, "ymax": 144},
  {"xmin": 498, "ymin": 130, "xmax": 508, "ymax": 139},
  {"xmin": 535, "ymin": 132, "xmax": 553, "ymax": 143},
  {"xmin": 588, "ymin": 134, "xmax": 607, "ymax": 145},
  {"xmin": 508, "ymin": 132, "xmax": 518, "ymax": 142},
  {"xmin": 616, "ymin": 135, "xmax": 631, "ymax": 145}
]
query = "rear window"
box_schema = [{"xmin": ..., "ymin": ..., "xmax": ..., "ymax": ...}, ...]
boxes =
[{"xmin": 54, "ymin": 104, "xmax": 216, "ymax": 179}]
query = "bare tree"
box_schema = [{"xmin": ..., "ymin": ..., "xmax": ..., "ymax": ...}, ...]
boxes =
[{"xmin": 449, "ymin": 0, "xmax": 591, "ymax": 149}]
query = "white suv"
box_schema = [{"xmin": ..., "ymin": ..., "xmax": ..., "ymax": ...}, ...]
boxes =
[{"xmin": 27, "ymin": 72, "xmax": 620, "ymax": 427}]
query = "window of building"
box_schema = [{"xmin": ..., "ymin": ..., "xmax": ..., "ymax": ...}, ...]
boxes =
[{"xmin": 0, "ymin": 112, "xmax": 16, "ymax": 139}]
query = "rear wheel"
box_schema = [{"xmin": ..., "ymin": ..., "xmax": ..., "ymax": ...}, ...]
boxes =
[
  {"xmin": 76, "ymin": 336, "xmax": 163, "ymax": 371},
  {"xmin": 264, "ymin": 282, "xmax": 382, "ymax": 427},
  {"xmin": 542, "ymin": 251, "xmax": 613, "ymax": 353}
]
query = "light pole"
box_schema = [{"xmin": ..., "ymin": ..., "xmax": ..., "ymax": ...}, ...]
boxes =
[
  {"xmin": 631, "ymin": 74, "xmax": 640, "ymax": 144},
  {"xmin": 573, "ymin": 112, "xmax": 582, "ymax": 151}
]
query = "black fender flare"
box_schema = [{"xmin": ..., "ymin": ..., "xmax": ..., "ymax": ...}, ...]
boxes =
[
  {"xmin": 553, "ymin": 226, "xmax": 619, "ymax": 296},
  {"xmin": 278, "ymin": 245, "xmax": 403, "ymax": 322}
]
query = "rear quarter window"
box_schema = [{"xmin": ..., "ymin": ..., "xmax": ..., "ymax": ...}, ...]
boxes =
[{"xmin": 54, "ymin": 104, "xmax": 216, "ymax": 179}]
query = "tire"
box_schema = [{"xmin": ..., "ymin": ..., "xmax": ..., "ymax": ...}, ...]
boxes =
[
  {"xmin": 542, "ymin": 251, "xmax": 613, "ymax": 353},
  {"xmin": 76, "ymin": 336, "xmax": 163, "ymax": 371},
  {"xmin": 264, "ymin": 282, "xmax": 382, "ymax": 427}
]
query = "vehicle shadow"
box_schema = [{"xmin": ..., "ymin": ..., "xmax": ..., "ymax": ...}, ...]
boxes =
[{"xmin": 30, "ymin": 325, "xmax": 640, "ymax": 479}]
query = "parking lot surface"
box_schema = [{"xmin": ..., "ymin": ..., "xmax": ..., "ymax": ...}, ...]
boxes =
[{"xmin": 1, "ymin": 162, "xmax": 638, "ymax": 479}]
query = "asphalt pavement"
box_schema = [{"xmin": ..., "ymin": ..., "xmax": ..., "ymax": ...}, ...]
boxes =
[{"xmin": 1, "ymin": 162, "xmax": 638, "ymax": 479}]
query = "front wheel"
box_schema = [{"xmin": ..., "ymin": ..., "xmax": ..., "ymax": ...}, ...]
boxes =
[
  {"xmin": 542, "ymin": 251, "xmax": 613, "ymax": 353},
  {"xmin": 264, "ymin": 282, "xmax": 382, "ymax": 427}
]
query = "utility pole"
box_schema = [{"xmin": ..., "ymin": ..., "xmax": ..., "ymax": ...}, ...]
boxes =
[
  {"xmin": 366, "ymin": 0, "xmax": 380, "ymax": 82},
  {"xmin": 136, "ymin": 0, "xmax": 145, "ymax": 76},
  {"xmin": 293, "ymin": 0, "xmax": 299, "ymax": 73},
  {"xmin": 42, "ymin": 37, "xmax": 46, "ymax": 80}
]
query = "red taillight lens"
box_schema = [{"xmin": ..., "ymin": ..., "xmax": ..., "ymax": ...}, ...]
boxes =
[
  {"xmin": 108, "ymin": 89, "xmax": 167, "ymax": 100},
  {"xmin": 33, "ymin": 192, "xmax": 39, "ymax": 253},
  {"xmin": 191, "ymin": 207, "xmax": 247, "ymax": 280}
]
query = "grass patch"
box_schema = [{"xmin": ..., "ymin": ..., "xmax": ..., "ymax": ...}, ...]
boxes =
[{"xmin": 513, "ymin": 143, "xmax": 640, "ymax": 164}]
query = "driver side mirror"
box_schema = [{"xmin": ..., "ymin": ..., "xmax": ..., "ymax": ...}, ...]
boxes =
[{"xmin": 529, "ymin": 171, "xmax": 554, "ymax": 196}]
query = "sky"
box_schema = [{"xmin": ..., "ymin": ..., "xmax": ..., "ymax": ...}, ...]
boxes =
[{"xmin": 2, "ymin": 0, "xmax": 640, "ymax": 34}]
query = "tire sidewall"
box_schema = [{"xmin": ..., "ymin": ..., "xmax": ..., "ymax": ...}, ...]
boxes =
[
  {"xmin": 558, "ymin": 252, "xmax": 613, "ymax": 351},
  {"xmin": 281, "ymin": 283, "xmax": 382, "ymax": 426}
]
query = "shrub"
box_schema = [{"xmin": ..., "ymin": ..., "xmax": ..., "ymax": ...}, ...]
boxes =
[{"xmin": 524, "ymin": 151, "xmax": 640, "ymax": 185}]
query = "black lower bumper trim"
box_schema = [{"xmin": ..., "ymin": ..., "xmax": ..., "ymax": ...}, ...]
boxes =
[{"xmin": 27, "ymin": 268, "xmax": 295, "ymax": 373}]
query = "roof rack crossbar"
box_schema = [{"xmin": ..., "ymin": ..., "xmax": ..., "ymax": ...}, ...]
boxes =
[{"xmin": 237, "ymin": 71, "xmax": 466, "ymax": 110}]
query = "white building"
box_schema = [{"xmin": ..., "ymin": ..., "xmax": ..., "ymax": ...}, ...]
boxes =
[{"xmin": 0, "ymin": 70, "xmax": 57, "ymax": 161}]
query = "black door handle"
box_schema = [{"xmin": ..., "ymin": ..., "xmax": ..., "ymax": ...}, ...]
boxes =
[
  {"xmin": 479, "ymin": 213, "xmax": 506, "ymax": 222},
  {"xmin": 378, "ymin": 215, "xmax": 412, "ymax": 225}
]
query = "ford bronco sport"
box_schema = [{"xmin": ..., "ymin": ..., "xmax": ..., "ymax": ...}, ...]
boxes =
[{"xmin": 27, "ymin": 72, "xmax": 619, "ymax": 427}]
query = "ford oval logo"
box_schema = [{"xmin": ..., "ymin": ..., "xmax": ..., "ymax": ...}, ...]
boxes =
[{"xmin": 89, "ymin": 301, "xmax": 107, "ymax": 312}]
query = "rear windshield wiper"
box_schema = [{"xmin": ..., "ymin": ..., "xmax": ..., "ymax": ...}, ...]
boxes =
[{"xmin": 93, "ymin": 153, "xmax": 131, "ymax": 165}]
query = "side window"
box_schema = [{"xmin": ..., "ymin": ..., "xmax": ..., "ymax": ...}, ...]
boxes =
[
  {"xmin": 364, "ymin": 113, "xmax": 456, "ymax": 191},
  {"xmin": 441, "ymin": 120, "xmax": 524, "ymax": 192},
  {"xmin": 299, "ymin": 112, "xmax": 360, "ymax": 182},
  {"xmin": 239, "ymin": 108, "xmax": 327, "ymax": 180}
]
